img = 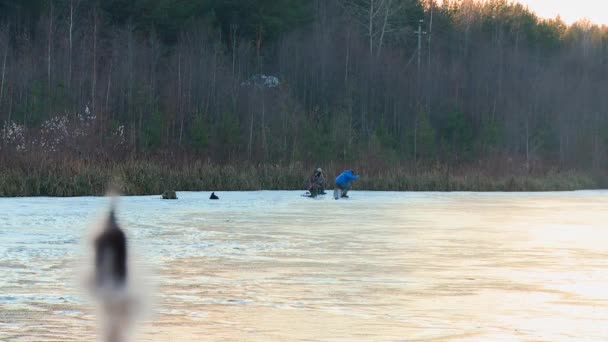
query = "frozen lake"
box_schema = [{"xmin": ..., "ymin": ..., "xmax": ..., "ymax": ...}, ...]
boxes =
[{"xmin": 1, "ymin": 191, "xmax": 608, "ymax": 341}]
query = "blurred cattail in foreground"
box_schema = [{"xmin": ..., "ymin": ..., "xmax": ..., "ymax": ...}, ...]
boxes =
[{"xmin": 88, "ymin": 195, "xmax": 141, "ymax": 342}]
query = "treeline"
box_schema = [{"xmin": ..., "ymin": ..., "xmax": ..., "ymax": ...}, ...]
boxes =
[{"xmin": 0, "ymin": 0, "xmax": 607, "ymax": 181}]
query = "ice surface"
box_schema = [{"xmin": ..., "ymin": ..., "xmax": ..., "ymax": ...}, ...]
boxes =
[{"xmin": 1, "ymin": 190, "xmax": 608, "ymax": 341}]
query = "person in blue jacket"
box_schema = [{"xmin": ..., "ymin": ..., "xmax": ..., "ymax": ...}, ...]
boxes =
[{"xmin": 334, "ymin": 169, "xmax": 359, "ymax": 199}]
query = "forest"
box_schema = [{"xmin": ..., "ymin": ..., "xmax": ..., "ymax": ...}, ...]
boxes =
[{"xmin": 0, "ymin": 0, "xmax": 607, "ymax": 195}]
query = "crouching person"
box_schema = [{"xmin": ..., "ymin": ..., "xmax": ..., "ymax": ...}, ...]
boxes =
[
  {"xmin": 307, "ymin": 168, "xmax": 326, "ymax": 197},
  {"xmin": 334, "ymin": 169, "xmax": 359, "ymax": 199}
]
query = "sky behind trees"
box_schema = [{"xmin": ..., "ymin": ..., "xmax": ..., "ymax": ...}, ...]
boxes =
[
  {"xmin": 517, "ymin": 0, "xmax": 608, "ymax": 24},
  {"xmin": 439, "ymin": 0, "xmax": 608, "ymax": 24}
]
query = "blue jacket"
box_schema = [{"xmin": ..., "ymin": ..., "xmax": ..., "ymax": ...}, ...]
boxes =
[{"xmin": 335, "ymin": 170, "xmax": 359, "ymax": 187}]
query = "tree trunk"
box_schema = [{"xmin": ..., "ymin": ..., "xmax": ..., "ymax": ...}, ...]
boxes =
[
  {"xmin": 376, "ymin": 0, "xmax": 391, "ymax": 58},
  {"xmin": 344, "ymin": 28, "xmax": 350, "ymax": 87},
  {"xmin": 231, "ymin": 24, "xmax": 237, "ymax": 78},
  {"xmin": 525, "ymin": 117, "xmax": 530, "ymax": 172},
  {"xmin": 368, "ymin": 0, "xmax": 374, "ymax": 57},
  {"xmin": 248, "ymin": 108, "xmax": 254, "ymax": 160},
  {"xmin": 261, "ymin": 88, "xmax": 267, "ymax": 160},
  {"xmin": 105, "ymin": 57, "xmax": 113, "ymax": 118},
  {"xmin": 414, "ymin": 115, "xmax": 418, "ymax": 164},
  {"xmin": 47, "ymin": 1, "xmax": 53, "ymax": 94},
  {"xmin": 178, "ymin": 52, "xmax": 183, "ymax": 146},
  {"xmin": 68, "ymin": 0, "xmax": 75, "ymax": 90},
  {"xmin": 230, "ymin": 24, "xmax": 239, "ymax": 114},
  {"xmin": 92, "ymin": 10, "xmax": 97, "ymax": 114},
  {"xmin": 0, "ymin": 33, "xmax": 7, "ymax": 110}
]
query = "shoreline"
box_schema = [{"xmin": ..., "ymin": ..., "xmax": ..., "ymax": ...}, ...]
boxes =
[
  {"xmin": 0, "ymin": 156, "xmax": 604, "ymax": 196},
  {"xmin": 1, "ymin": 188, "xmax": 606, "ymax": 199}
]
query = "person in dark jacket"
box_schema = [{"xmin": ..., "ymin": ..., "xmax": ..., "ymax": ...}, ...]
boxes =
[
  {"xmin": 307, "ymin": 168, "xmax": 326, "ymax": 197},
  {"xmin": 334, "ymin": 169, "xmax": 359, "ymax": 199}
]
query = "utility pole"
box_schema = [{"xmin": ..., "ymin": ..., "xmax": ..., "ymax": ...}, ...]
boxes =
[
  {"xmin": 416, "ymin": 19, "xmax": 427, "ymax": 98},
  {"xmin": 414, "ymin": 19, "xmax": 425, "ymax": 168},
  {"xmin": 412, "ymin": 17, "xmax": 429, "ymax": 166}
]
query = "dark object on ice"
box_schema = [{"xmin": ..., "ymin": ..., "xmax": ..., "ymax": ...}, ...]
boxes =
[
  {"xmin": 94, "ymin": 208, "xmax": 127, "ymax": 288},
  {"xmin": 210, "ymin": 192, "xmax": 219, "ymax": 200},
  {"xmin": 162, "ymin": 190, "xmax": 177, "ymax": 199}
]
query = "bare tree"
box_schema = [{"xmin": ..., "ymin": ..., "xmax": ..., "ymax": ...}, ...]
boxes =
[
  {"xmin": 47, "ymin": 1, "xmax": 54, "ymax": 93},
  {"xmin": 91, "ymin": 8, "xmax": 98, "ymax": 115},
  {"xmin": 0, "ymin": 24, "xmax": 8, "ymax": 113},
  {"xmin": 339, "ymin": 0, "xmax": 410, "ymax": 58},
  {"xmin": 68, "ymin": 0, "xmax": 80, "ymax": 90}
]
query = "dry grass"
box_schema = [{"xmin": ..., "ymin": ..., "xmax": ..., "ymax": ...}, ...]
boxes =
[{"xmin": 0, "ymin": 153, "xmax": 603, "ymax": 196}]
